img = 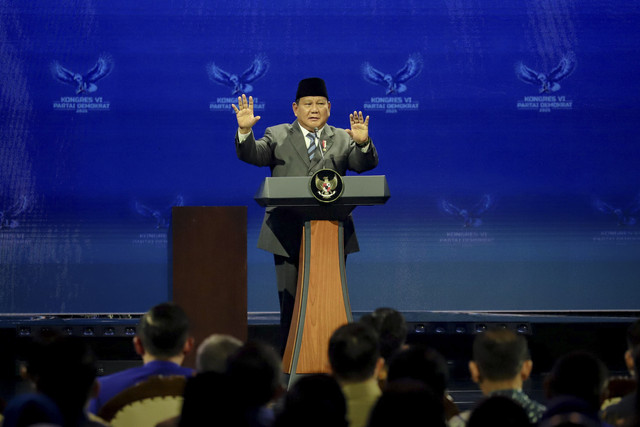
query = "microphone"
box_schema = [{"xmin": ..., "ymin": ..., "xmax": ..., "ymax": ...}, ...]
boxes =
[{"xmin": 314, "ymin": 127, "xmax": 325, "ymax": 162}]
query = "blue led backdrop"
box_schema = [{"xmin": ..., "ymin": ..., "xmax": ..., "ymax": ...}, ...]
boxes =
[{"xmin": 1, "ymin": 0, "xmax": 639, "ymax": 314}]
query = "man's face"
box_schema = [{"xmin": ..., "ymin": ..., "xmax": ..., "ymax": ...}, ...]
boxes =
[{"xmin": 292, "ymin": 96, "xmax": 331, "ymax": 132}]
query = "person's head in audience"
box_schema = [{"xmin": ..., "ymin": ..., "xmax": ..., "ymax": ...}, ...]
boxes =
[
  {"xmin": 600, "ymin": 344, "xmax": 640, "ymax": 427},
  {"xmin": 467, "ymin": 395, "xmax": 531, "ymax": 427},
  {"xmin": 329, "ymin": 322, "xmax": 384, "ymax": 427},
  {"xmin": 226, "ymin": 340, "xmax": 284, "ymax": 409},
  {"xmin": 196, "ymin": 333, "xmax": 242, "ymax": 373},
  {"xmin": 367, "ymin": 379, "xmax": 446, "ymax": 427},
  {"xmin": 469, "ymin": 328, "xmax": 533, "ymax": 394},
  {"xmin": 2, "ymin": 393, "xmax": 63, "ymax": 427},
  {"xmin": 600, "ymin": 342, "xmax": 640, "ymax": 427},
  {"xmin": 360, "ymin": 307, "xmax": 407, "ymax": 363},
  {"xmin": 387, "ymin": 345, "xmax": 449, "ymax": 399},
  {"xmin": 273, "ymin": 374, "xmax": 348, "ymax": 427},
  {"xmin": 329, "ymin": 322, "xmax": 384, "ymax": 384},
  {"xmin": 386, "ymin": 344, "xmax": 458, "ymax": 420},
  {"xmin": 625, "ymin": 319, "xmax": 640, "ymax": 377},
  {"xmin": 87, "ymin": 302, "xmax": 196, "ymax": 416},
  {"xmin": 544, "ymin": 350, "xmax": 609, "ymax": 412},
  {"xmin": 599, "ymin": 321, "xmax": 640, "ymax": 424},
  {"xmin": 25, "ymin": 335, "xmax": 98, "ymax": 427},
  {"xmin": 135, "ymin": 301, "xmax": 194, "ymax": 364},
  {"xmin": 634, "ymin": 345, "xmax": 640, "ymax": 427},
  {"xmin": 172, "ymin": 334, "xmax": 243, "ymax": 427},
  {"xmin": 538, "ymin": 414, "xmax": 603, "ymax": 427}
]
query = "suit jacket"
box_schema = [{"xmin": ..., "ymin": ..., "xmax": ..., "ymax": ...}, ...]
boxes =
[
  {"xmin": 87, "ymin": 360, "xmax": 194, "ymax": 414},
  {"xmin": 236, "ymin": 120, "xmax": 379, "ymax": 258}
]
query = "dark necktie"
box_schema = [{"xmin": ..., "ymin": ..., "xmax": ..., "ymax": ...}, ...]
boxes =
[{"xmin": 306, "ymin": 133, "xmax": 317, "ymax": 161}]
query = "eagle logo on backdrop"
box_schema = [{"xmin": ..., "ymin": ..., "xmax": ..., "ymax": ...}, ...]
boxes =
[
  {"xmin": 310, "ymin": 169, "xmax": 344, "ymax": 203},
  {"xmin": 0, "ymin": 195, "xmax": 30, "ymax": 230},
  {"xmin": 362, "ymin": 53, "xmax": 423, "ymax": 95},
  {"xmin": 207, "ymin": 55, "xmax": 270, "ymax": 95},
  {"xmin": 593, "ymin": 194, "xmax": 640, "ymax": 227},
  {"xmin": 439, "ymin": 194, "xmax": 494, "ymax": 228},
  {"xmin": 134, "ymin": 195, "xmax": 184, "ymax": 229},
  {"xmin": 515, "ymin": 52, "xmax": 577, "ymax": 93},
  {"xmin": 50, "ymin": 55, "xmax": 114, "ymax": 94}
]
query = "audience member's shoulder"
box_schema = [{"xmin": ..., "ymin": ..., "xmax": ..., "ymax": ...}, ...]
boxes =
[
  {"xmin": 95, "ymin": 364, "xmax": 149, "ymax": 386},
  {"xmin": 97, "ymin": 364, "xmax": 138, "ymax": 379},
  {"xmin": 86, "ymin": 412, "xmax": 112, "ymax": 427},
  {"xmin": 447, "ymin": 410, "xmax": 470, "ymax": 427},
  {"xmin": 467, "ymin": 395, "xmax": 531, "ymax": 427},
  {"xmin": 601, "ymin": 391, "xmax": 637, "ymax": 426}
]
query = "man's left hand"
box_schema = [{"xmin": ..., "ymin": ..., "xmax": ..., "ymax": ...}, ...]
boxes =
[{"xmin": 345, "ymin": 111, "xmax": 370, "ymax": 145}]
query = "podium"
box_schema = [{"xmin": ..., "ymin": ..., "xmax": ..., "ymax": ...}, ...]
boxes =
[
  {"xmin": 255, "ymin": 175, "xmax": 389, "ymax": 378},
  {"xmin": 172, "ymin": 206, "xmax": 247, "ymax": 368}
]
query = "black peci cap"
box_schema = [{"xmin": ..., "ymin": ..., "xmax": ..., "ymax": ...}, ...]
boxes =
[{"xmin": 295, "ymin": 77, "xmax": 329, "ymax": 100}]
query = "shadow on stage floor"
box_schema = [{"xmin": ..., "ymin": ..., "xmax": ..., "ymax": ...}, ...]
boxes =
[{"xmin": 1, "ymin": 310, "xmax": 637, "ymax": 410}]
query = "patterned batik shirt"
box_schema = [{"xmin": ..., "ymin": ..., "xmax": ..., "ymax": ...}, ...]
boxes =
[{"xmin": 489, "ymin": 389, "xmax": 547, "ymax": 424}]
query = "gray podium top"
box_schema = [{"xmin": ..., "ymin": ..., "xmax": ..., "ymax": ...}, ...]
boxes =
[{"xmin": 254, "ymin": 175, "xmax": 390, "ymax": 207}]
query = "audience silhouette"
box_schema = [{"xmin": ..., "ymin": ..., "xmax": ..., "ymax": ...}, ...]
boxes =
[{"xmin": 1, "ymin": 307, "xmax": 637, "ymax": 427}]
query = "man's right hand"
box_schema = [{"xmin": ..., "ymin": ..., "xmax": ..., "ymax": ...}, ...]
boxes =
[{"xmin": 232, "ymin": 94, "xmax": 261, "ymax": 134}]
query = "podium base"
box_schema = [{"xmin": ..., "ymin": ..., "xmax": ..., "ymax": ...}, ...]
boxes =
[{"xmin": 282, "ymin": 220, "xmax": 353, "ymax": 380}]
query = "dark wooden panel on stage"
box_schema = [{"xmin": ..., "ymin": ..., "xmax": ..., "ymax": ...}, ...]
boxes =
[{"xmin": 172, "ymin": 206, "xmax": 247, "ymax": 368}]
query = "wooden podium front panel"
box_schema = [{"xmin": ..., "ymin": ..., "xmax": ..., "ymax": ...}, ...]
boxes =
[
  {"xmin": 172, "ymin": 206, "xmax": 247, "ymax": 368},
  {"xmin": 283, "ymin": 220, "xmax": 350, "ymax": 374},
  {"xmin": 297, "ymin": 220, "xmax": 349, "ymax": 372}
]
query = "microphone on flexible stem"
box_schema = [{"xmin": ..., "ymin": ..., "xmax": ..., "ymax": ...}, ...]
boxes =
[{"xmin": 314, "ymin": 127, "xmax": 325, "ymax": 164}]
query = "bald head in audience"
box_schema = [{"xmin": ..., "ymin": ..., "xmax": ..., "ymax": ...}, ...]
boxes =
[{"xmin": 196, "ymin": 334, "xmax": 243, "ymax": 373}]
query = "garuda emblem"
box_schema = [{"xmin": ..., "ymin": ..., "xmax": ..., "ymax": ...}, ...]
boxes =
[{"xmin": 310, "ymin": 169, "xmax": 343, "ymax": 203}]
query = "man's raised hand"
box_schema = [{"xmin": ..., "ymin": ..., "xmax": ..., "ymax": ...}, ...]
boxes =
[
  {"xmin": 345, "ymin": 111, "xmax": 370, "ymax": 145},
  {"xmin": 232, "ymin": 94, "xmax": 261, "ymax": 134}
]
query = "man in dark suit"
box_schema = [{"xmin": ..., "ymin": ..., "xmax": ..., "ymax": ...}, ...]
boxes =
[
  {"xmin": 233, "ymin": 77, "xmax": 379, "ymax": 350},
  {"xmin": 88, "ymin": 302, "xmax": 195, "ymax": 414}
]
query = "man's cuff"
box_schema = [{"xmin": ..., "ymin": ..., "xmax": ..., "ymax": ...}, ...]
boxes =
[
  {"xmin": 356, "ymin": 138, "xmax": 371, "ymax": 152},
  {"xmin": 237, "ymin": 129, "xmax": 252, "ymax": 143}
]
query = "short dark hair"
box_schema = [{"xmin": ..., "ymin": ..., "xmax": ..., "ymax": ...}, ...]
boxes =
[
  {"xmin": 227, "ymin": 341, "xmax": 282, "ymax": 407},
  {"xmin": 545, "ymin": 350, "xmax": 608, "ymax": 410},
  {"xmin": 328, "ymin": 322, "xmax": 380, "ymax": 382},
  {"xmin": 627, "ymin": 319, "xmax": 640, "ymax": 350},
  {"xmin": 274, "ymin": 374, "xmax": 347, "ymax": 427},
  {"xmin": 634, "ymin": 345, "xmax": 640, "ymax": 419},
  {"xmin": 473, "ymin": 328, "xmax": 530, "ymax": 381},
  {"xmin": 360, "ymin": 308, "xmax": 407, "ymax": 362},
  {"xmin": 367, "ymin": 379, "xmax": 446, "ymax": 427},
  {"xmin": 27, "ymin": 336, "xmax": 97, "ymax": 426},
  {"xmin": 138, "ymin": 302, "xmax": 190, "ymax": 358},
  {"xmin": 387, "ymin": 345, "xmax": 449, "ymax": 398}
]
